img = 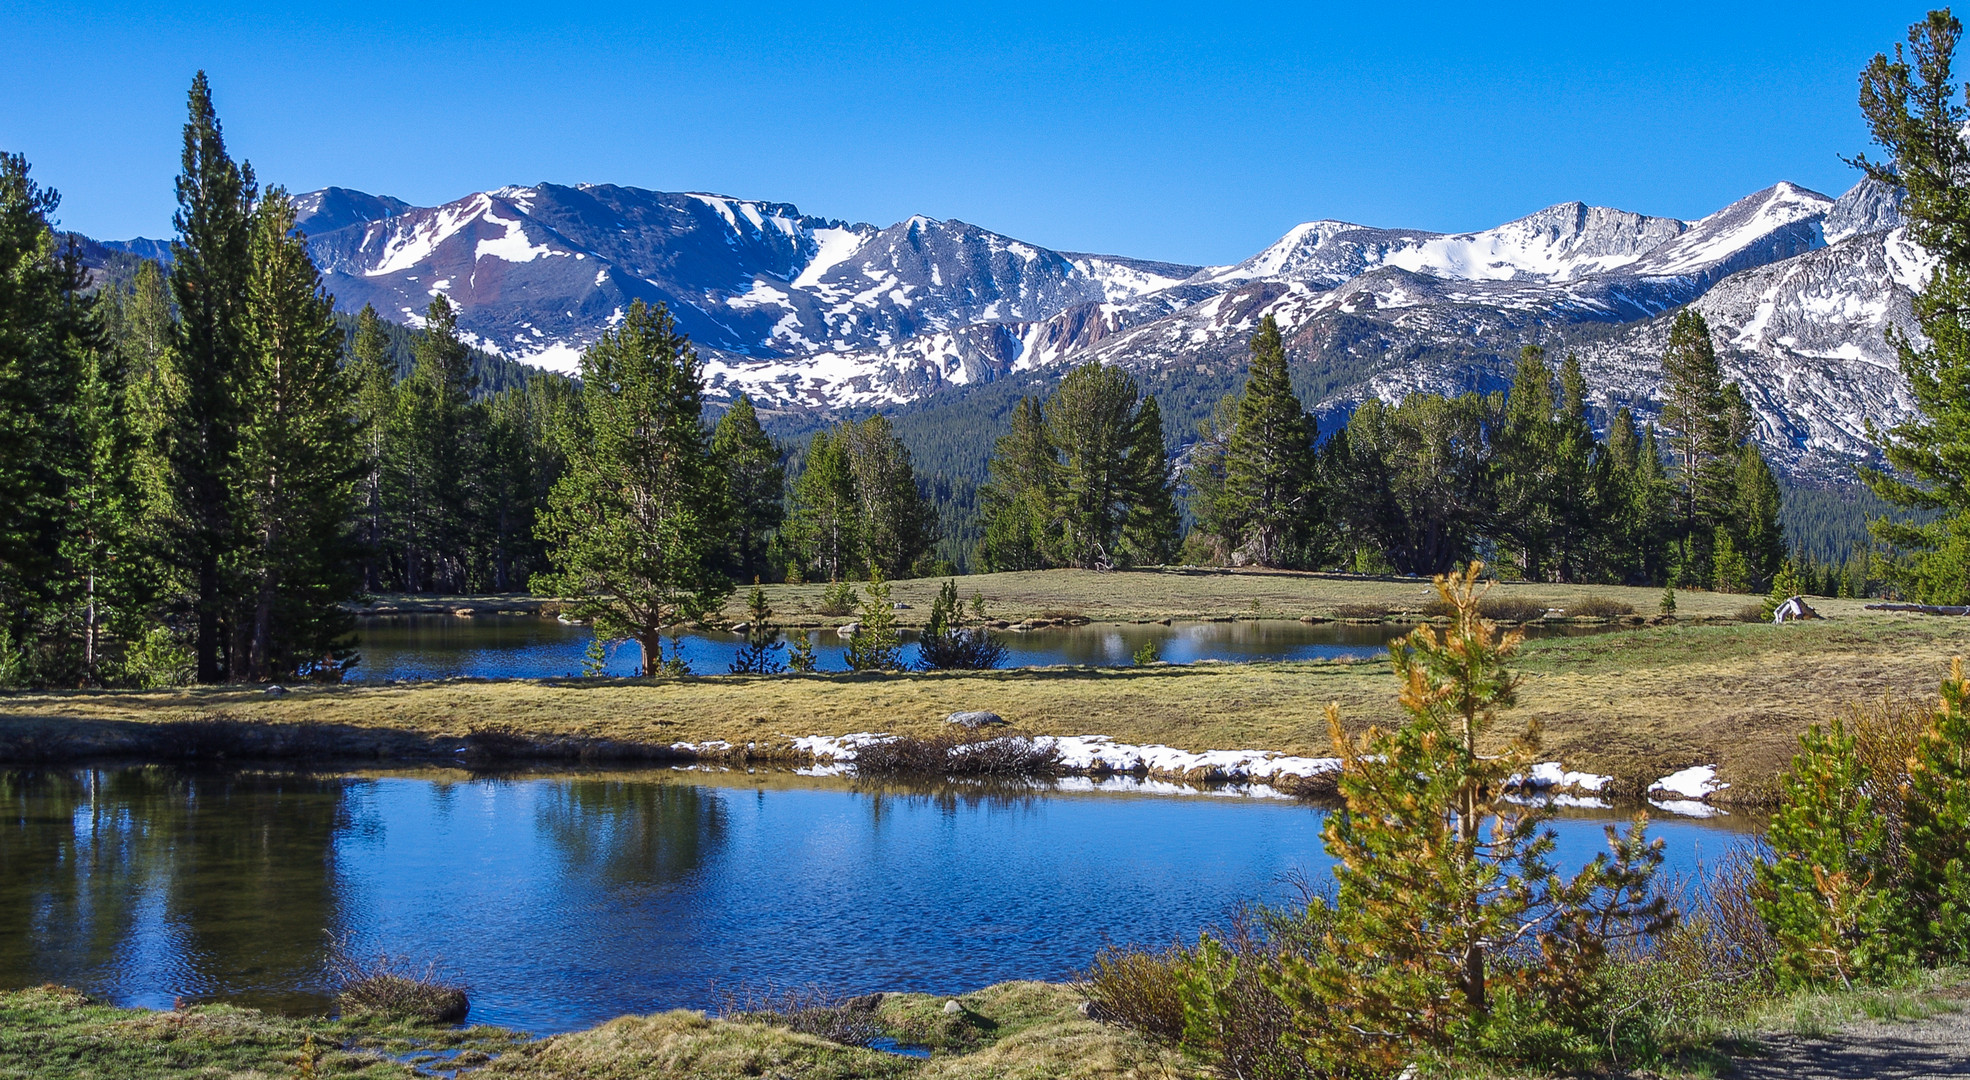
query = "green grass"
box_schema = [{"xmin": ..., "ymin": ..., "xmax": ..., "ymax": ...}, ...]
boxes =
[
  {"xmin": 0, "ymin": 984, "xmax": 524, "ymax": 1079},
  {"xmin": 8, "ymin": 609, "xmax": 1970, "ymax": 798},
  {"xmin": 0, "ymin": 982, "xmax": 1195, "ymax": 1080}
]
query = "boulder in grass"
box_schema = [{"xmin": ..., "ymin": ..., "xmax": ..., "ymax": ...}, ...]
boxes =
[{"xmin": 947, "ymin": 711, "xmax": 1007, "ymax": 728}]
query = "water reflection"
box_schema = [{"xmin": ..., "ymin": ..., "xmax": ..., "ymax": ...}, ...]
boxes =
[
  {"xmin": 0, "ymin": 767, "xmax": 344, "ymax": 1014},
  {"xmin": 350, "ymin": 616, "xmax": 1619, "ymax": 682},
  {"xmin": 0, "ymin": 766, "xmax": 1750, "ymax": 1034}
]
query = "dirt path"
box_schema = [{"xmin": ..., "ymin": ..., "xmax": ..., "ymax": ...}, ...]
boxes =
[{"xmin": 1729, "ymin": 1007, "xmax": 1970, "ymax": 1078}]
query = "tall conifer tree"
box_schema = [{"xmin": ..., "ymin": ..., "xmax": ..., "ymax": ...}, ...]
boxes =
[
  {"xmin": 166, "ymin": 72, "xmax": 257, "ymax": 682},
  {"xmin": 233, "ymin": 188, "xmax": 363, "ymax": 680},
  {"xmin": 535, "ymin": 301, "xmax": 731, "ymax": 672},
  {"xmin": 1855, "ymin": 12, "xmax": 1970, "ymax": 601},
  {"xmin": 1208, "ymin": 315, "xmax": 1319, "ymax": 567},
  {"xmin": 711, "ymin": 394, "xmax": 785, "ymax": 582}
]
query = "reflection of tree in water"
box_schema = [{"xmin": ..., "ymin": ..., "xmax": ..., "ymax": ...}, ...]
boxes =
[
  {"xmin": 0, "ymin": 767, "xmax": 346, "ymax": 1013},
  {"xmin": 532, "ymin": 779, "xmax": 727, "ymax": 888},
  {"xmin": 847, "ymin": 778, "xmax": 1055, "ymax": 826}
]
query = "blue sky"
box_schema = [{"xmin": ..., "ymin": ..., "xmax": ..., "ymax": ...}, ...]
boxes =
[{"xmin": 0, "ymin": 1, "xmax": 1916, "ymax": 265}]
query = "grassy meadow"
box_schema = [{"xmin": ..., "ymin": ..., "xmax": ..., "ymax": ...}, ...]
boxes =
[{"xmin": 4, "ymin": 569, "xmax": 1965, "ymax": 797}]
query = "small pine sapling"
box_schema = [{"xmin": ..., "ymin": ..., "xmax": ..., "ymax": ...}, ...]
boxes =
[
  {"xmin": 1133, "ymin": 641, "xmax": 1159, "ymax": 666},
  {"xmin": 1252, "ymin": 563, "xmax": 1668, "ymax": 1072},
  {"xmin": 917, "ymin": 579, "xmax": 1008, "ymax": 670},
  {"xmin": 844, "ymin": 568, "xmax": 902, "ymax": 671},
  {"xmin": 1906, "ymin": 659, "xmax": 1970, "ymax": 963},
  {"xmin": 1659, "ymin": 584, "xmax": 1677, "ymax": 615},
  {"xmin": 786, "ymin": 632, "xmax": 818, "ymax": 673},
  {"xmin": 1754, "ymin": 716, "xmax": 1911, "ymax": 986},
  {"xmin": 729, "ymin": 586, "xmax": 785, "ymax": 674}
]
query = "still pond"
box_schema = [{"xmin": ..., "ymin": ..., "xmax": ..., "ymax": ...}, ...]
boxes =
[
  {"xmin": 347, "ymin": 616, "xmax": 1616, "ymax": 682},
  {"xmin": 1, "ymin": 765, "xmax": 1749, "ymax": 1033}
]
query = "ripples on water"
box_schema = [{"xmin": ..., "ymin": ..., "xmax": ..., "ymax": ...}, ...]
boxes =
[{"xmin": 0, "ymin": 766, "xmax": 1749, "ymax": 1033}]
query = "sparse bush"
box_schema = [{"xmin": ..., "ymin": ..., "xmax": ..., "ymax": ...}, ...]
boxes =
[
  {"xmin": 1086, "ymin": 896, "xmax": 1332, "ymax": 1080},
  {"xmin": 1476, "ymin": 595, "xmax": 1548, "ymax": 622},
  {"xmin": 718, "ymin": 984, "xmax": 884, "ymax": 1048},
  {"xmin": 1736, "ymin": 602, "xmax": 1769, "ymax": 623},
  {"xmin": 853, "ymin": 732, "xmax": 1061, "ymax": 777},
  {"xmin": 329, "ymin": 942, "xmax": 469, "ymax": 1024},
  {"xmin": 817, "ymin": 581, "xmax": 859, "ymax": 617},
  {"xmin": 1570, "ymin": 595, "xmax": 1636, "ymax": 619}
]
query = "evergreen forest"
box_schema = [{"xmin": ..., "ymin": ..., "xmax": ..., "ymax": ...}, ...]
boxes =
[{"xmin": 0, "ymin": 70, "xmax": 1935, "ymax": 689}]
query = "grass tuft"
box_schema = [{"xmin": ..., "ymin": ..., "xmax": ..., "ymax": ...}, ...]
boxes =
[{"xmin": 330, "ymin": 943, "xmax": 470, "ymax": 1024}]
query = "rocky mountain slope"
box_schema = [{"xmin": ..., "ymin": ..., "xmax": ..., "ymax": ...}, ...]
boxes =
[{"xmin": 89, "ymin": 175, "xmax": 1915, "ymax": 479}]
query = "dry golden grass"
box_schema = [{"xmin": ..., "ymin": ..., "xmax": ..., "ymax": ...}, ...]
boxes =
[{"xmin": 6, "ymin": 611, "xmax": 1969, "ymax": 797}]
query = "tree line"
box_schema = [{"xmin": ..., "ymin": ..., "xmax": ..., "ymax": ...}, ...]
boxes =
[
  {"xmin": 978, "ymin": 311, "xmax": 1786, "ymax": 590},
  {"xmin": 0, "ymin": 74, "xmax": 946, "ymax": 687}
]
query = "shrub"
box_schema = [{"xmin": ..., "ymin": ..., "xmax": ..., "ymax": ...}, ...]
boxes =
[
  {"xmin": 1476, "ymin": 595, "xmax": 1548, "ymax": 623},
  {"xmin": 717, "ymin": 984, "xmax": 884, "ymax": 1048},
  {"xmin": 1753, "ymin": 696, "xmax": 1935, "ymax": 987},
  {"xmin": 1087, "ymin": 897, "xmax": 1332, "ymax": 1080},
  {"xmin": 1570, "ymin": 595, "xmax": 1635, "ymax": 618},
  {"xmin": 852, "ymin": 732, "xmax": 1061, "ymax": 777},
  {"xmin": 330, "ymin": 944, "xmax": 469, "ymax": 1024},
  {"xmin": 1735, "ymin": 602, "xmax": 1769, "ymax": 623},
  {"xmin": 917, "ymin": 580, "xmax": 1008, "ymax": 671},
  {"xmin": 817, "ymin": 581, "xmax": 859, "ymax": 617}
]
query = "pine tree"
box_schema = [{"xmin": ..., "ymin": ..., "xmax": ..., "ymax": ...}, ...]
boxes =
[
  {"xmin": 844, "ymin": 566, "xmax": 901, "ymax": 671},
  {"xmin": 1854, "ymin": 12, "xmax": 1970, "ymax": 602},
  {"xmin": 1493, "ymin": 345, "xmax": 1558, "ymax": 579},
  {"xmin": 839, "ymin": 414, "xmax": 935, "ymax": 578},
  {"xmin": 1734, "ymin": 442, "xmax": 1785, "ymax": 591},
  {"xmin": 1120, "ymin": 393, "xmax": 1181, "ymax": 565},
  {"xmin": 1548, "ymin": 354, "xmax": 1601, "ymax": 582},
  {"xmin": 1258, "ymin": 565, "xmax": 1667, "ymax": 1071},
  {"xmin": 535, "ymin": 301, "xmax": 731, "ymax": 673},
  {"xmin": 978, "ymin": 396, "xmax": 1058, "ymax": 571},
  {"xmin": 1658, "ymin": 310, "xmax": 1737, "ymax": 587},
  {"xmin": 165, "ymin": 72, "xmax": 257, "ymax": 682},
  {"xmin": 1906, "ymin": 660, "xmax": 1970, "ymax": 963},
  {"xmin": 232, "ymin": 187, "xmax": 364, "ymax": 681},
  {"xmin": 1045, "ymin": 359, "xmax": 1175, "ymax": 569},
  {"xmin": 1209, "ymin": 315, "xmax": 1319, "ymax": 566},
  {"xmin": 347, "ymin": 305, "xmax": 395, "ymax": 592},
  {"xmin": 711, "ymin": 395, "xmax": 785, "ymax": 582},
  {"xmin": 788, "ymin": 429, "xmax": 857, "ymax": 581},
  {"xmin": 1754, "ymin": 717, "xmax": 1911, "ymax": 986},
  {"xmin": 388, "ymin": 295, "xmax": 479, "ymax": 592},
  {"xmin": 728, "ymin": 584, "xmax": 785, "ymax": 674},
  {"xmin": 0, "ymin": 153, "xmax": 111, "ymax": 684}
]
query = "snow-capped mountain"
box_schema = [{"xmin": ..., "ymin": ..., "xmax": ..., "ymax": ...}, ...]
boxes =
[
  {"xmin": 700, "ymin": 182, "xmax": 1843, "ymax": 416},
  {"xmin": 292, "ymin": 183, "xmax": 1196, "ymax": 375},
  {"xmin": 89, "ymin": 174, "xmax": 1919, "ymax": 479}
]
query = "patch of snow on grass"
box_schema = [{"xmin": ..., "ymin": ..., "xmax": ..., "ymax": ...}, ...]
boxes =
[
  {"xmin": 1649, "ymin": 764, "xmax": 1726, "ymax": 799},
  {"xmin": 1516, "ymin": 761, "xmax": 1612, "ymax": 791}
]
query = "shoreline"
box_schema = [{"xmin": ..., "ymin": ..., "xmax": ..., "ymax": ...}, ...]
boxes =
[{"xmin": 5, "ymin": 613, "xmax": 1970, "ymax": 804}]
